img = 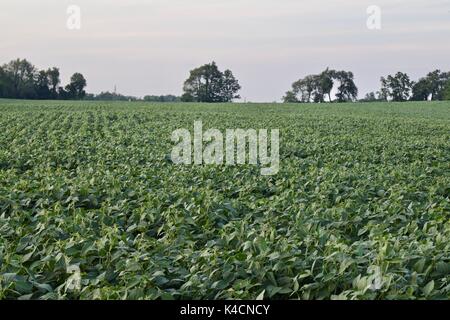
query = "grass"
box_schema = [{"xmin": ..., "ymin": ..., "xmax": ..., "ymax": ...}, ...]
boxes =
[{"xmin": 0, "ymin": 100, "xmax": 449, "ymax": 300}]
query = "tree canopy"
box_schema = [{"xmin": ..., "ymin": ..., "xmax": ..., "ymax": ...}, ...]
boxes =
[
  {"xmin": 411, "ymin": 70, "xmax": 450, "ymax": 101},
  {"xmin": 379, "ymin": 72, "xmax": 413, "ymax": 102},
  {"xmin": 283, "ymin": 68, "xmax": 358, "ymax": 103},
  {"xmin": 182, "ymin": 62, "xmax": 241, "ymax": 103},
  {"xmin": 0, "ymin": 58, "xmax": 85, "ymax": 100},
  {"xmin": 443, "ymin": 80, "xmax": 450, "ymax": 101}
]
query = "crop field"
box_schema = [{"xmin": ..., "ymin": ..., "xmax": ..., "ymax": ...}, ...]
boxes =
[{"xmin": 0, "ymin": 100, "xmax": 449, "ymax": 300}]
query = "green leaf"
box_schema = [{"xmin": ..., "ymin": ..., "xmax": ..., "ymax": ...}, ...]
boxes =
[{"xmin": 423, "ymin": 280, "xmax": 434, "ymax": 296}]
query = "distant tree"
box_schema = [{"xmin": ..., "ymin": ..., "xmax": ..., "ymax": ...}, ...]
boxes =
[
  {"xmin": 411, "ymin": 70, "xmax": 450, "ymax": 101},
  {"xmin": 47, "ymin": 67, "xmax": 60, "ymax": 98},
  {"xmin": 65, "ymin": 73, "xmax": 87, "ymax": 99},
  {"xmin": 360, "ymin": 92, "xmax": 379, "ymax": 102},
  {"xmin": 299, "ymin": 76, "xmax": 316, "ymax": 102},
  {"xmin": 319, "ymin": 68, "xmax": 334, "ymax": 102},
  {"xmin": 411, "ymin": 78, "xmax": 431, "ymax": 101},
  {"xmin": 377, "ymin": 85, "xmax": 389, "ymax": 102},
  {"xmin": 84, "ymin": 93, "xmax": 95, "ymax": 100},
  {"xmin": 426, "ymin": 70, "xmax": 442, "ymax": 100},
  {"xmin": 0, "ymin": 59, "xmax": 86, "ymax": 100},
  {"xmin": 2, "ymin": 58, "xmax": 37, "ymax": 99},
  {"xmin": 183, "ymin": 62, "xmax": 240, "ymax": 102},
  {"xmin": 286, "ymin": 75, "xmax": 318, "ymax": 103},
  {"xmin": 282, "ymin": 90, "xmax": 298, "ymax": 103},
  {"xmin": 443, "ymin": 80, "xmax": 450, "ymax": 100},
  {"xmin": 181, "ymin": 93, "xmax": 194, "ymax": 102},
  {"xmin": 284, "ymin": 68, "xmax": 358, "ymax": 103},
  {"xmin": 0, "ymin": 66, "xmax": 12, "ymax": 98},
  {"xmin": 380, "ymin": 72, "xmax": 413, "ymax": 102},
  {"xmin": 89, "ymin": 91, "xmax": 120, "ymax": 101},
  {"xmin": 143, "ymin": 95, "xmax": 180, "ymax": 102},
  {"xmin": 57, "ymin": 86, "xmax": 70, "ymax": 100},
  {"xmin": 438, "ymin": 72, "xmax": 450, "ymax": 100},
  {"xmin": 221, "ymin": 69, "xmax": 241, "ymax": 101},
  {"xmin": 311, "ymin": 74, "xmax": 325, "ymax": 103},
  {"xmin": 334, "ymin": 71, "xmax": 358, "ymax": 102},
  {"xmin": 35, "ymin": 70, "xmax": 51, "ymax": 99}
]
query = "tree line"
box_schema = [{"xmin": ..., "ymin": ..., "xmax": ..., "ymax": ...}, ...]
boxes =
[
  {"xmin": 0, "ymin": 58, "xmax": 182, "ymax": 102},
  {"xmin": 0, "ymin": 59, "xmax": 87, "ymax": 100},
  {"xmin": 364, "ymin": 70, "xmax": 450, "ymax": 102},
  {"xmin": 1, "ymin": 58, "xmax": 450, "ymax": 102},
  {"xmin": 84, "ymin": 92, "xmax": 180, "ymax": 102},
  {"xmin": 284, "ymin": 68, "xmax": 450, "ymax": 103},
  {"xmin": 283, "ymin": 68, "xmax": 358, "ymax": 103}
]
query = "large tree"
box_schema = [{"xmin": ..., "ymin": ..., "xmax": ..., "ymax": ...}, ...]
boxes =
[
  {"xmin": 319, "ymin": 68, "xmax": 334, "ymax": 102},
  {"xmin": 182, "ymin": 62, "xmax": 240, "ymax": 102},
  {"xmin": 411, "ymin": 78, "xmax": 431, "ymax": 101},
  {"xmin": 47, "ymin": 67, "xmax": 60, "ymax": 98},
  {"xmin": 380, "ymin": 72, "xmax": 413, "ymax": 102},
  {"xmin": 220, "ymin": 69, "xmax": 241, "ymax": 102},
  {"xmin": 2, "ymin": 58, "xmax": 37, "ymax": 99},
  {"xmin": 284, "ymin": 75, "xmax": 318, "ymax": 103},
  {"xmin": 65, "ymin": 72, "xmax": 87, "ymax": 99},
  {"xmin": 411, "ymin": 70, "xmax": 450, "ymax": 101},
  {"xmin": 334, "ymin": 71, "xmax": 358, "ymax": 102},
  {"xmin": 35, "ymin": 70, "xmax": 51, "ymax": 99}
]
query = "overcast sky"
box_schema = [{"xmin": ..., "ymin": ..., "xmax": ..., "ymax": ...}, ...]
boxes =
[{"xmin": 1, "ymin": 0, "xmax": 450, "ymax": 101}]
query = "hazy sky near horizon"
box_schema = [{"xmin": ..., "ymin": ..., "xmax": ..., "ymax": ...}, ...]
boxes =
[{"xmin": 1, "ymin": 0, "xmax": 450, "ymax": 101}]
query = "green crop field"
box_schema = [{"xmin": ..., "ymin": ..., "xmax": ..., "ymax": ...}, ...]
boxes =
[{"xmin": 0, "ymin": 99, "xmax": 449, "ymax": 300}]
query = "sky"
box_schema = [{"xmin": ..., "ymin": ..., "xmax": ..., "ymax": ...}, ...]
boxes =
[{"xmin": 1, "ymin": 0, "xmax": 450, "ymax": 102}]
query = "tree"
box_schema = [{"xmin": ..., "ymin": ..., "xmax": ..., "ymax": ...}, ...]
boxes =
[
  {"xmin": 65, "ymin": 72, "xmax": 87, "ymax": 99},
  {"xmin": 319, "ymin": 68, "xmax": 334, "ymax": 102},
  {"xmin": 221, "ymin": 69, "xmax": 241, "ymax": 101},
  {"xmin": 334, "ymin": 71, "xmax": 358, "ymax": 102},
  {"xmin": 290, "ymin": 78, "xmax": 311, "ymax": 102},
  {"xmin": 0, "ymin": 58, "xmax": 85, "ymax": 100},
  {"xmin": 411, "ymin": 78, "xmax": 431, "ymax": 101},
  {"xmin": 438, "ymin": 72, "xmax": 450, "ymax": 100},
  {"xmin": 183, "ymin": 62, "xmax": 240, "ymax": 102},
  {"xmin": 57, "ymin": 86, "xmax": 70, "ymax": 100},
  {"xmin": 143, "ymin": 95, "xmax": 180, "ymax": 102},
  {"xmin": 311, "ymin": 74, "xmax": 325, "ymax": 103},
  {"xmin": 35, "ymin": 70, "xmax": 51, "ymax": 99},
  {"xmin": 380, "ymin": 72, "xmax": 413, "ymax": 102},
  {"xmin": 47, "ymin": 67, "xmax": 60, "ymax": 98},
  {"xmin": 0, "ymin": 66, "xmax": 12, "ymax": 98},
  {"xmin": 283, "ymin": 90, "xmax": 298, "ymax": 103},
  {"xmin": 443, "ymin": 80, "xmax": 450, "ymax": 100},
  {"xmin": 181, "ymin": 93, "xmax": 194, "ymax": 102},
  {"xmin": 284, "ymin": 68, "xmax": 358, "ymax": 103},
  {"xmin": 377, "ymin": 80, "xmax": 389, "ymax": 101},
  {"xmin": 411, "ymin": 70, "xmax": 450, "ymax": 101},
  {"xmin": 360, "ymin": 92, "xmax": 378, "ymax": 102},
  {"xmin": 286, "ymin": 75, "xmax": 320, "ymax": 103},
  {"xmin": 2, "ymin": 58, "xmax": 37, "ymax": 99}
]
